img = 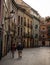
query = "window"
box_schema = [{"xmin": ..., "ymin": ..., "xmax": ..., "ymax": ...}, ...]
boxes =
[
  {"xmin": 5, "ymin": 21, "xmax": 6, "ymax": 29},
  {"xmin": 48, "ymin": 26, "xmax": 50, "ymax": 36},
  {"xmin": 28, "ymin": 19, "xmax": 29, "ymax": 27},
  {"xmin": 43, "ymin": 28, "xmax": 45, "ymax": 30},
  {"xmin": 21, "ymin": 17, "xmax": 23, "ymax": 25},
  {"xmin": 21, "ymin": 28, "xmax": 22, "ymax": 36},
  {"xmin": 35, "ymin": 25, "xmax": 38, "ymax": 29},
  {"xmin": 30, "ymin": 21, "xmax": 32, "ymax": 28},
  {"xmin": 24, "ymin": 17, "xmax": 26, "ymax": 26},
  {"xmin": 18, "ymin": 16, "xmax": 20, "ymax": 25},
  {"xmin": 43, "ymin": 35, "xmax": 45, "ymax": 37},
  {"xmin": 30, "ymin": 21, "xmax": 32, "ymax": 25},
  {"xmin": 24, "ymin": 27, "xmax": 25, "ymax": 36},
  {"xmin": 35, "ymin": 34, "xmax": 38, "ymax": 38},
  {"xmin": 18, "ymin": 27, "xmax": 20, "ymax": 35},
  {"xmin": 12, "ymin": 22, "xmax": 13, "ymax": 27}
]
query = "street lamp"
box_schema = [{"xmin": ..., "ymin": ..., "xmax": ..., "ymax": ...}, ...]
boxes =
[{"xmin": 4, "ymin": 10, "xmax": 15, "ymax": 52}]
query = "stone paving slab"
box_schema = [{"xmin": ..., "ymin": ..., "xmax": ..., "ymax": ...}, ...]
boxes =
[{"xmin": 0, "ymin": 47, "xmax": 50, "ymax": 65}]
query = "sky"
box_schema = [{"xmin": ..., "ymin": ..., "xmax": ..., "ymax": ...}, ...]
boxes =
[{"xmin": 23, "ymin": 0, "xmax": 50, "ymax": 17}]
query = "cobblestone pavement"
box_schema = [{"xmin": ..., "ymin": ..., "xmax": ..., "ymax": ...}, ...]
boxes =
[{"xmin": 0, "ymin": 47, "xmax": 50, "ymax": 65}]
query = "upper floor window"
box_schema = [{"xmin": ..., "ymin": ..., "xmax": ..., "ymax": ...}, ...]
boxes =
[
  {"xmin": 5, "ymin": 21, "xmax": 6, "ymax": 29},
  {"xmin": 27, "ymin": 19, "xmax": 29, "ymax": 27},
  {"xmin": 30, "ymin": 21, "xmax": 32, "ymax": 28},
  {"xmin": 43, "ymin": 35, "xmax": 45, "ymax": 37},
  {"xmin": 18, "ymin": 16, "xmax": 20, "ymax": 25},
  {"xmin": 35, "ymin": 25, "xmax": 38, "ymax": 29},
  {"xmin": 18, "ymin": 27, "xmax": 20, "ymax": 35},
  {"xmin": 21, "ymin": 28, "xmax": 22, "ymax": 36},
  {"xmin": 21, "ymin": 17, "xmax": 23, "ymax": 25},
  {"xmin": 35, "ymin": 34, "xmax": 38, "ymax": 38},
  {"xmin": 24, "ymin": 17, "xmax": 26, "ymax": 26}
]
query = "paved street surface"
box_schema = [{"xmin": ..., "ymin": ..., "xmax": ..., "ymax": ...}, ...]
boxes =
[{"xmin": 0, "ymin": 47, "xmax": 50, "ymax": 65}]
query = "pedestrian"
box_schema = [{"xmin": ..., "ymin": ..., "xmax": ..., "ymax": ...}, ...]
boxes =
[
  {"xmin": 11, "ymin": 43, "xmax": 16, "ymax": 58},
  {"xmin": 17, "ymin": 42, "xmax": 23, "ymax": 58}
]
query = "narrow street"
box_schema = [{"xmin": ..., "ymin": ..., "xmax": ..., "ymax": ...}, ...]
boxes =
[{"xmin": 0, "ymin": 47, "xmax": 50, "ymax": 65}]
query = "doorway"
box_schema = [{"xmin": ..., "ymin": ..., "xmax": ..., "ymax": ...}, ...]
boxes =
[{"xmin": 42, "ymin": 41, "xmax": 45, "ymax": 46}]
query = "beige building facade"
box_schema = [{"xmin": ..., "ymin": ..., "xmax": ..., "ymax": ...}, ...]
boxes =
[{"xmin": 12, "ymin": 0, "xmax": 34, "ymax": 48}]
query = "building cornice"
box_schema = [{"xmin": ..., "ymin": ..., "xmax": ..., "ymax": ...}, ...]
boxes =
[
  {"xmin": 33, "ymin": 16, "xmax": 40, "ymax": 22},
  {"xmin": 22, "ymin": 1, "xmax": 39, "ymax": 15},
  {"xmin": 12, "ymin": 0, "xmax": 33, "ymax": 18},
  {"xmin": 12, "ymin": 0, "xmax": 40, "ymax": 21}
]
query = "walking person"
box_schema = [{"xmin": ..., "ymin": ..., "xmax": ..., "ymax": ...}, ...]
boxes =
[
  {"xmin": 17, "ymin": 42, "xmax": 23, "ymax": 58},
  {"xmin": 11, "ymin": 43, "xmax": 16, "ymax": 58}
]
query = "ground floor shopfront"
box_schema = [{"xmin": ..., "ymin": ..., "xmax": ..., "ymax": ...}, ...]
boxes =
[
  {"xmin": 16, "ymin": 37, "xmax": 34, "ymax": 48},
  {"xmin": 39, "ymin": 41, "xmax": 50, "ymax": 47},
  {"xmin": 2, "ymin": 34, "xmax": 50, "ymax": 57}
]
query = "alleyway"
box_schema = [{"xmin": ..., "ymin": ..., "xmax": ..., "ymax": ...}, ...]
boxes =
[{"xmin": 0, "ymin": 47, "xmax": 50, "ymax": 65}]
